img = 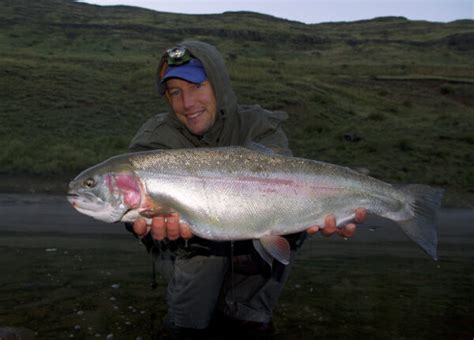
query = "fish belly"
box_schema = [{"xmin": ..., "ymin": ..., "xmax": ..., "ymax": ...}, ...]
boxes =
[{"xmin": 142, "ymin": 169, "xmax": 403, "ymax": 241}]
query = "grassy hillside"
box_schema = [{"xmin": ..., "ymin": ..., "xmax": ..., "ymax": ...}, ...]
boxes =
[{"xmin": 0, "ymin": 0, "xmax": 473, "ymax": 204}]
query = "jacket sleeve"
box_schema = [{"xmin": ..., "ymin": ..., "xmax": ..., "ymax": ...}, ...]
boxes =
[
  {"xmin": 240, "ymin": 105, "xmax": 293, "ymax": 156},
  {"xmin": 128, "ymin": 113, "xmax": 177, "ymax": 152}
]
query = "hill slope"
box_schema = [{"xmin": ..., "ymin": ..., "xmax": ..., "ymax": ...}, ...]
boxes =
[{"xmin": 0, "ymin": 0, "xmax": 473, "ymax": 204}]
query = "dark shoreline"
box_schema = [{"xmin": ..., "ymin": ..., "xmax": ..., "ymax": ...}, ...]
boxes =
[{"xmin": 1, "ymin": 192, "xmax": 473, "ymax": 241}]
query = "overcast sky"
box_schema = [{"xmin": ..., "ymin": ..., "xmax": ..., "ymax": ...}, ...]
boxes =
[{"xmin": 80, "ymin": 0, "xmax": 473, "ymax": 24}]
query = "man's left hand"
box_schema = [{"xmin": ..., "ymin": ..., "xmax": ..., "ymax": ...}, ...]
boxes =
[{"xmin": 305, "ymin": 207, "xmax": 366, "ymax": 238}]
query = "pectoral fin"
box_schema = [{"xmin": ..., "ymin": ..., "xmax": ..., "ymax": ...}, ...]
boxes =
[
  {"xmin": 138, "ymin": 195, "xmax": 173, "ymax": 218},
  {"xmin": 253, "ymin": 235, "xmax": 291, "ymax": 266}
]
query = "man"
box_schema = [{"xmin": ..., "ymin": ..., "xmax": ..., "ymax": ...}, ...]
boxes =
[{"xmin": 128, "ymin": 40, "xmax": 365, "ymax": 339}]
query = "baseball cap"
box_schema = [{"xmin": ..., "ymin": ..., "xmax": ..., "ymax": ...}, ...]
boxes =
[{"xmin": 161, "ymin": 58, "xmax": 208, "ymax": 84}]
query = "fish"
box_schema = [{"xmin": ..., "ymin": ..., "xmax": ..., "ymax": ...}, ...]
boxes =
[{"xmin": 67, "ymin": 146, "xmax": 444, "ymax": 265}]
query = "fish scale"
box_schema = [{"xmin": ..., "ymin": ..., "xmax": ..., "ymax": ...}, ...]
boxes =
[{"xmin": 68, "ymin": 147, "xmax": 444, "ymax": 264}]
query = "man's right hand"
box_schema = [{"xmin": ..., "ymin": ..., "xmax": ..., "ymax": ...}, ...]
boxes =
[{"xmin": 133, "ymin": 213, "xmax": 193, "ymax": 241}]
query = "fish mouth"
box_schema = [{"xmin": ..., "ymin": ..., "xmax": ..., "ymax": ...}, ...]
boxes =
[
  {"xmin": 70, "ymin": 196, "xmax": 128, "ymax": 223},
  {"xmin": 66, "ymin": 192, "xmax": 79, "ymax": 204},
  {"xmin": 66, "ymin": 192, "xmax": 103, "ymax": 212}
]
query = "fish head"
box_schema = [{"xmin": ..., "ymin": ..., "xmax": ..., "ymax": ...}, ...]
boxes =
[{"xmin": 67, "ymin": 158, "xmax": 142, "ymax": 223}]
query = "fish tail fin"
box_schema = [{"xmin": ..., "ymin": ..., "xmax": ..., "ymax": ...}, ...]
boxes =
[{"xmin": 399, "ymin": 185, "xmax": 444, "ymax": 260}]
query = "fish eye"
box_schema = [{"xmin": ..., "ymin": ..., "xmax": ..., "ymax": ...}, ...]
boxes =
[{"xmin": 84, "ymin": 178, "xmax": 96, "ymax": 188}]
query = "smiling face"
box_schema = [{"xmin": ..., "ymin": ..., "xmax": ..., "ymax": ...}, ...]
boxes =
[{"xmin": 165, "ymin": 78, "xmax": 217, "ymax": 136}]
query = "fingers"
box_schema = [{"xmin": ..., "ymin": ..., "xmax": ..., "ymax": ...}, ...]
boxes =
[
  {"xmin": 336, "ymin": 208, "xmax": 364, "ymax": 238},
  {"xmin": 355, "ymin": 207, "xmax": 366, "ymax": 223},
  {"xmin": 320, "ymin": 214, "xmax": 337, "ymax": 237},
  {"xmin": 165, "ymin": 214, "xmax": 180, "ymax": 240},
  {"xmin": 305, "ymin": 225, "xmax": 320, "ymax": 235},
  {"xmin": 313, "ymin": 208, "xmax": 363, "ymax": 238},
  {"xmin": 147, "ymin": 213, "xmax": 193, "ymax": 241},
  {"xmin": 133, "ymin": 218, "xmax": 148, "ymax": 238},
  {"xmin": 337, "ymin": 223, "xmax": 356, "ymax": 238},
  {"xmin": 150, "ymin": 216, "xmax": 167, "ymax": 240},
  {"xmin": 180, "ymin": 223, "xmax": 193, "ymax": 239}
]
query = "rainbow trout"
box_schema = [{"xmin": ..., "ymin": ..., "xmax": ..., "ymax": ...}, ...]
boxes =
[{"xmin": 67, "ymin": 147, "xmax": 443, "ymax": 264}]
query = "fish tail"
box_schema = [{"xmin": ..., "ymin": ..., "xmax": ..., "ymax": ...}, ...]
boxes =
[{"xmin": 399, "ymin": 185, "xmax": 444, "ymax": 260}]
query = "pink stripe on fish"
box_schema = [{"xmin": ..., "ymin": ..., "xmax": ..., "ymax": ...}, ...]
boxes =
[{"xmin": 236, "ymin": 175, "xmax": 340, "ymax": 195}]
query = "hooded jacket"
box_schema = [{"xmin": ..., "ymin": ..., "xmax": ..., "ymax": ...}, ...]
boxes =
[
  {"xmin": 128, "ymin": 40, "xmax": 298, "ymax": 256},
  {"xmin": 129, "ymin": 40, "xmax": 291, "ymax": 154}
]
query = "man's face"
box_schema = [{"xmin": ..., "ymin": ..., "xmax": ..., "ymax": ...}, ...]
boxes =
[{"xmin": 166, "ymin": 78, "xmax": 217, "ymax": 136}]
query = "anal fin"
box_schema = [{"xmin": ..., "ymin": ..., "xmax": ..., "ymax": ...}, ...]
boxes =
[{"xmin": 253, "ymin": 235, "xmax": 291, "ymax": 266}]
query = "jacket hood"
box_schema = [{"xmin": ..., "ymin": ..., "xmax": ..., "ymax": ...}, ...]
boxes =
[{"xmin": 156, "ymin": 41, "xmax": 239, "ymax": 144}]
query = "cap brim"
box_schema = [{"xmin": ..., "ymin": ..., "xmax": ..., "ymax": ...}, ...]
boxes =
[
  {"xmin": 161, "ymin": 69, "xmax": 207, "ymax": 84},
  {"xmin": 160, "ymin": 58, "xmax": 208, "ymax": 85}
]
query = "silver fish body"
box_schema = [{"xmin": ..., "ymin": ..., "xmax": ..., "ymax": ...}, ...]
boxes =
[{"xmin": 67, "ymin": 147, "xmax": 444, "ymax": 263}]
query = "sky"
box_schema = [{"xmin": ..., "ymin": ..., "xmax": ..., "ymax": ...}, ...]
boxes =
[{"xmin": 79, "ymin": 0, "xmax": 473, "ymax": 24}]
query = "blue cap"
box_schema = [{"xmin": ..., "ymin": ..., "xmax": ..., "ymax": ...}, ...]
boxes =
[{"xmin": 161, "ymin": 59, "xmax": 208, "ymax": 84}]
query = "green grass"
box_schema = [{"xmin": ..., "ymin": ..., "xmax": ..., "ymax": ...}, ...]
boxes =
[{"xmin": 0, "ymin": 0, "xmax": 474, "ymax": 204}]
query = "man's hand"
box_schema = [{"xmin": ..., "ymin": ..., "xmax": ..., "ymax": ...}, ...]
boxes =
[
  {"xmin": 305, "ymin": 208, "xmax": 366, "ymax": 238},
  {"xmin": 132, "ymin": 212, "xmax": 193, "ymax": 241}
]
